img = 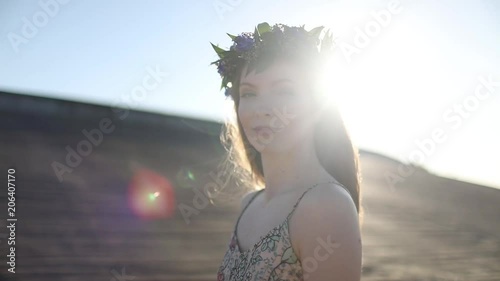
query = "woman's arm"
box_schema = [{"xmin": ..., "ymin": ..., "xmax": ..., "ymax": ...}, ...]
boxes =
[{"xmin": 293, "ymin": 185, "xmax": 362, "ymax": 281}]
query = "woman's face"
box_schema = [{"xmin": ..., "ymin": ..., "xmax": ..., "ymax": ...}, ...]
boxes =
[{"xmin": 237, "ymin": 59, "xmax": 319, "ymax": 153}]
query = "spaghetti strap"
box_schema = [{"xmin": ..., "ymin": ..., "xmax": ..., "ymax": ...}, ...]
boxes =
[
  {"xmin": 244, "ymin": 189, "xmax": 263, "ymax": 212},
  {"xmin": 337, "ymin": 182, "xmax": 352, "ymax": 197},
  {"xmin": 234, "ymin": 189, "xmax": 264, "ymax": 232},
  {"xmin": 234, "ymin": 182, "xmax": 351, "ymax": 233},
  {"xmin": 286, "ymin": 186, "xmax": 316, "ymax": 221},
  {"xmin": 286, "ymin": 181, "xmax": 351, "ymax": 221}
]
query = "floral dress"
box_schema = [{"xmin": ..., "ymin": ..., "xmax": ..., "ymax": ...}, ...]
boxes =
[{"xmin": 217, "ymin": 183, "xmax": 349, "ymax": 281}]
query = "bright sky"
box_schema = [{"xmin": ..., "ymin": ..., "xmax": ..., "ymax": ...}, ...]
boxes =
[{"xmin": 1, "ymin": 0, "xmax": 499, "ymax": 189}]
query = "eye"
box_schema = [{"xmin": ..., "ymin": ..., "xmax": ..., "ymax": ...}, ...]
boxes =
[
  {"xmin": 240, "ymin": 92, "xmax": 256, "ymax": 98},
  {"xmin": 276, "ymin": 88, "xmax": 294, "ymax": 96}
]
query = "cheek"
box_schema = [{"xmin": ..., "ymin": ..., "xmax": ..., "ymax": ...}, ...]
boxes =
[
  {"xmin": 275, "ymin": 99, "xmax": 316, "ymax": 137},
  {"xmin": 237, "ymin": 103, "xmax": 247, "ymax": 120},
  {"xmin": 237, "ymin": 103, "xmax": 252, "ymax": 131}
]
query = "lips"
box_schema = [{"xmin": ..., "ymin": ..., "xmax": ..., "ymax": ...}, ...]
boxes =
[{"xmin": 252, "ymin": 126, "xmax": 274, "ymax": 134}]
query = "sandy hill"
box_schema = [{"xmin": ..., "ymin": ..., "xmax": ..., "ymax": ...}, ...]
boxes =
[{"xmin": 0, "ymin": 91, "xmax": 499, "ymax": 281}]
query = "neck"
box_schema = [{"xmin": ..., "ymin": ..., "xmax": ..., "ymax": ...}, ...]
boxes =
[{"xmin": 259, "ymin": 134, "xmax": 334, "ymax": 203}]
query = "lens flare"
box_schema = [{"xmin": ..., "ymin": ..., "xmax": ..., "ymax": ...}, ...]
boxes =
[
  {"xmin": 176, "ymin": 167, "xmax": 196, "ymax": 188},
  {"xmin": 128, "ymin": 168, "xmax": 175, "ymax": 220}
]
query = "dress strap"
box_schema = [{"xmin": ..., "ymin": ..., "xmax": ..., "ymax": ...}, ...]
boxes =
[
  {"xmin": 234, "ymin": 189, "xmax": 264, "ymax": 232},
  {"xmin": 244, "ymin": 189, "xmax": 263, "ymax": 212},
  {"xmin": 286, "ymin": 181, "xmax": 350, "ymax": 221}
]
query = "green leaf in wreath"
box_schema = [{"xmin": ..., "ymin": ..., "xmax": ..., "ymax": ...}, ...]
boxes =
[
  {"xmin": 254, "ymin": 26, "xmax": 260, "ymax": 42},
  {"xmin": 210, "ymin": 42, "xmax": 227, "ymax": 58},
  {"xmin": 227, "ymin": 33, "xmax": 237, "ymax": 40},
  {"xmin": 220, "ymin": 77, "xmax": 227, "ymax": 91},
  {"xmin": 210, "ymin": 58, "xmax": 222, "ymax": 66},
  {"xmin": 308, "ymin": 26, "xmax": 324, "ymax": 39},
  {"xmin": 321, "ymin": 31, "xmax": 335, "ymax": 53},
  {"xmin": 257, "ymin": 22, "xmax": 271, "ymax": 35}
]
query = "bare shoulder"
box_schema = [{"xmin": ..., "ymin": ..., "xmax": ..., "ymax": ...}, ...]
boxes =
[
  {"xmin": 296, "ymin": 183, "xmax": 359, "ymax": 236},
  {"xmin": 299, "ymin": 183, "xmax": 356, "ymax": 215},
  {"xmin": 291, "ymin": 183, "xmax": 362, "ymax": 280}
]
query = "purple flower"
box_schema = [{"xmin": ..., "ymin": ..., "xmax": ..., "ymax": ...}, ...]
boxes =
[
  {"xmin": 224, "ymin": 87, "xmax": 232, "ymax": 97},
  {"xmin": 217, "ymin": 61, "xmax": 226, "ymax": 75},
  {"xmin": 233, "ymin": 33, "xmax": 254, "ymax": 52}
]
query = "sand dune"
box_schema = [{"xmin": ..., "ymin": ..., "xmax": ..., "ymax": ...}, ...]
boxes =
[{"xmin": 0, "ymin": 91, "xmax": 499, "ymax": 281}]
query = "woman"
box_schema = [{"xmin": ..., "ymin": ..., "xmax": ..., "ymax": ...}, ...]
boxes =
[{"xmin": 211, "ymin": 22, "xmax": 363, "ymax": 281}]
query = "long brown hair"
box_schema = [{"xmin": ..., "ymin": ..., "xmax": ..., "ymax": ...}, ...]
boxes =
[{"xmin": 209, "ymin": 44, "xmax": 363, "ymax": 226}]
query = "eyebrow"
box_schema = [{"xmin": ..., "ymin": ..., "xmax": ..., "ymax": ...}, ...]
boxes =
[{"xmin": 239, "ymin": 78, "xmax": 293, "ymax": 88}]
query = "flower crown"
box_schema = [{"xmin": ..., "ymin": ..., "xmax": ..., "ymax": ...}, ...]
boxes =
[{"xmin": 210, "ymin": 22, "xmax": 335, "ymax": 97}]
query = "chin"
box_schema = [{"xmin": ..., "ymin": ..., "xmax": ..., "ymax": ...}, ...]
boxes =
[{"xmin": 249, "ymin": 136, "xmax": 294, "ymax": 154}]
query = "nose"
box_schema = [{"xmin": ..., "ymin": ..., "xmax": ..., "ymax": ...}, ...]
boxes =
[{"xmin": 255, "ymin": 103, "xmax": 273, "ymax": 118}]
